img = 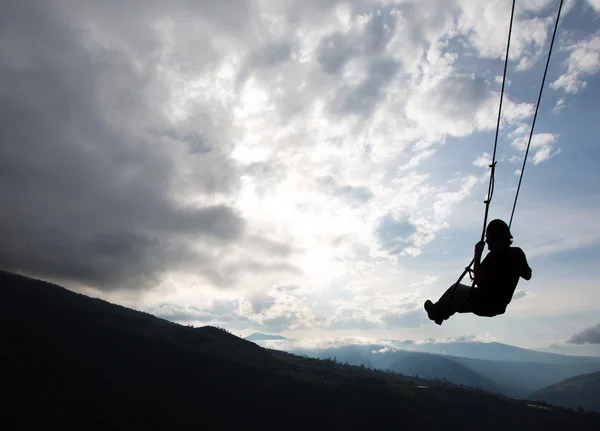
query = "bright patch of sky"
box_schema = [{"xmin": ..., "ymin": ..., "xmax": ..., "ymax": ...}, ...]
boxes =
[{"xmin": 2, "ymin": 0, "xmax": 600, "ymax": 354}]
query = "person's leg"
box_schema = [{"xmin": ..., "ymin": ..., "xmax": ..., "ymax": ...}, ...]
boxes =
[
  {"xmin": 425, "ymin": 283, "xmax": 473, "ymax": 323},
  {"xmin": 437, "ymin": 282, "xmax": 474, "ymax": 320}
]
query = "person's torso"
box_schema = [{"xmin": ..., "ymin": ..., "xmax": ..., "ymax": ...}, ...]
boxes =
[{"xmin": 478, "ymin": 247, "xmax": 523, "ymax": 306}]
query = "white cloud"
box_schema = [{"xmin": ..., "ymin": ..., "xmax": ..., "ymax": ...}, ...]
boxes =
[
  {"xmin": 552, "ymin": 97, "xmax": 566, "ymax": 113},
  {"xmin": 414, "ymin": 333, "xmax": 497, "ymax": 344},
  {"xmin": 473, "ymin": 152, "xmax": 492, "ymax": 168},
  {"xmin": 236, "ymin": 292, "xmax": 320, "ymax": 332},
  {"xmin": 588, "ymin": 0, "xmax": 600, "ymax": 13},
  {"xmin": 405, "ymin": 73, "xmax": 533, "ymax": 141},
  {"xmin": 495, "ymin": 75, "xmax": 511, "ymax": 86},
  {"xmin": 327, "ymin": 289, "xmax": 429, "ymax": 330},
  {"xmin": 532, "ymin": 144, "xmax": 561, "ymax": 165},
  {"xmin": 551, "ymin": 32, "xmax": 600, "ymax": 94},
  {"xmin": 511, "ymin": 131, "xmax": 560, "ymax": 165},
  {"xmin": 508, "ymin": 124, "xmax": 530, "ymax": 139},
  {"xmin": 456, "ymin": 0, "xmax": 557, "ymax": 70},
  {"xmin": 422, "ymin": 275, "xmax": 440, "ymax": 286},
  {"xmin": 432, "ymin": 175, "xmax": 481, "ymax": 222},
  {"xmin": 251, "ymin": 335, "xmax": 389, "ymax": 351},
  {"xmin": 398, "ymin": 149, "xmax": 437, "ymax": 171},
  {"xmin": 250, "ymin": 333, "xmax": 503, "ymax": 352}
]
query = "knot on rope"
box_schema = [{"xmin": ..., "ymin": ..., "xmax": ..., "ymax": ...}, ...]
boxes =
[{"xmin": 465, "ymin": 266, "xmax": 475, "ymax": 281}]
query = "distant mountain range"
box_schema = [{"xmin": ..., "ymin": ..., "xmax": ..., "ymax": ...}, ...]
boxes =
[
  {"xmin": 289, "ymin": 343, "xmax": 600, "ymax": 399},
  {"xmin": 385, "ymin": 340, "xmax": 600, "ymax": 365},
  {"xmin": 2, "ymin": 269, "xmax": 599, "ymax": 429},
  {"xmin": 529, "ymin": 372, "xmax": 600, "ymax": 413},
  {"xmin": 245, "ymin": 332, "xmax": 287, "ymax": 341}
]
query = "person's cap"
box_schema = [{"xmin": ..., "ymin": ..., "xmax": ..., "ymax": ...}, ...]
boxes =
[{"xmin": 486, "ymin": 219, "xmax": 513, "ymax": 239}]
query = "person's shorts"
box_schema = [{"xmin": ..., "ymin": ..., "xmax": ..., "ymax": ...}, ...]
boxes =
[{"xmin": 464, "ymin": 287, "xmax": 506, "ymax": 317}]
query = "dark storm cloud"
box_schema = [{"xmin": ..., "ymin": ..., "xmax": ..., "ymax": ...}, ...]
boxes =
[
  {"xmin": 567, "ymin": 323, "xmax": 600, "ymax": 345},
  {"xmin": 0, "ymin": 0, "xmax": 251, "ymax": 290}
]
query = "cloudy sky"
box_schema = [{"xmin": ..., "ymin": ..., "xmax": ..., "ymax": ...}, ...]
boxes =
[{"xmin": 2, "ymin": 0, "xmax": 599, "ymax": 354}]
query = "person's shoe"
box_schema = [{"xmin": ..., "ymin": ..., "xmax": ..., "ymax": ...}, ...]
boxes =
[
  {"xmin": 424, "ymin": 300, "xmax": 443, "ymax": 325},
  {"xmin": 424, "ymin": 300, "xmax": 435, "ymax": 318}
]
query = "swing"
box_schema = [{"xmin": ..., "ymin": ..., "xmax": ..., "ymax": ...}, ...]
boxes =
[{"xmin": 444, "ymin": 0, "xmax": 565, "ymax": 314}]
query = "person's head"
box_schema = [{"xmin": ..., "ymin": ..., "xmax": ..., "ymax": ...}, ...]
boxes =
[{"xmin": 485, "ymin": 219, "xmax": 513, "ymax": 251}]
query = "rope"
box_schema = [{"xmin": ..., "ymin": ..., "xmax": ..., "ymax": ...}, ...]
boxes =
[
  {"xmin": 449, "ymin": 0, "xmax": 564, "ymax": 304},
  {"xmin": 480, "ymin": 0, "xmax": 517, "ymax": 242},
  {"xmin": 509, "ymin": 0, "xmax": 565, "ymax": 229},
  {"xmin": 449, "ymin": 0, "xmax": 516, "ymax": 295}
]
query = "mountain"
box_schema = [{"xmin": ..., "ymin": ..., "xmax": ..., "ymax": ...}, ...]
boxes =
[
  {"xmin": 401, "ymin": 341, "xmax": 600, "ymax": 366},
  {"xmin": 536, "ymin": 344, "xmax": 600, "ymax": 358},
  {"xmin": 245, "ymin": 332, "xmax": 287, "ymax": 341},
  {"xmin": 528, "ymin": 372, "xmax": 600, "ymax": 413},
  {"xmin": 2, "ymin": 270, "xmax": 600, "ymax": 430},
  {"xmin": 293, "ymin": 343, "xmax": 600, "ymax": 398},
  {"xmin": 384, "ymin": 351, "xmax": 511, "ymax": 394},
  {"xmin": 301, "ymin": 344, "xmax": 510, "ymax": 395},
  {"xmin": 449, "ymin": 355, "xmax": 600, "ymax": 398}
]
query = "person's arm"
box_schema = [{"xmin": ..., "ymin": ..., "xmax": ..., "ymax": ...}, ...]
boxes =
[
  {"xmin": 473, "ymin": 241, "xmax": 487, "ymax": 286},
  {"xmin": 520, "ymin": 249, "xmax": 532, "ymax": 280}
]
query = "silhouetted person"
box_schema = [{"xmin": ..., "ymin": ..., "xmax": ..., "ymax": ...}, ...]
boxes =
[{"xmin": 424, "ymin": 219, "xmax": 532, "ymax": 325}]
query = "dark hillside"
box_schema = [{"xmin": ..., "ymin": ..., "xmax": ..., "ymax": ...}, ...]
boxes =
[
  {"xmin": 529, "ymin": 372, "xmax": 600, "ymax": 413},
  {"xmin": 1, "ymin": 270, "xmax": 599, "ymax": 430}
]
